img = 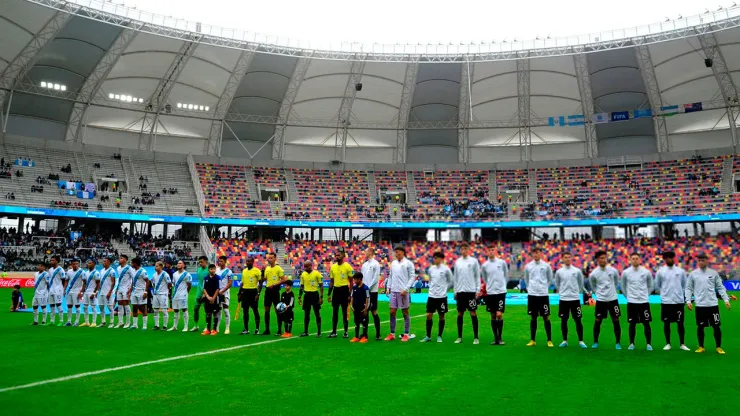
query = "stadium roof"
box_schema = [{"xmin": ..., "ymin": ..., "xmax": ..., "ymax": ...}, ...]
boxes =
[{"xmin": 1, "ymin": 0, "xmax": 739, "ymax": 165}]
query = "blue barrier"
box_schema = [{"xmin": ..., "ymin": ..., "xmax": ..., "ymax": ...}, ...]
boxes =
[{"xmin": 2, "ymin": 204, "xmax": 740, "ymax": 229}]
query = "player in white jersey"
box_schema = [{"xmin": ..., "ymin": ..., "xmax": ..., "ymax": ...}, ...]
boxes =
[
  {"xmin": 216, "ymin": 256, "xmax": 234, "ymax": 335},
  {"xmin": 97, "ymin": 257, "xmax": 117, "ymax": 328},
  {"xmin": 360, "ymin": 247, "xmax": 382, "ymax": 340},
  {"xmin": 621, "ymin": 253, "xmax": 654, "ymax": 351},
  {"xmin": 31, "ymin": 261, "xmax": 50, "ymax": 325},
  {"xmin": 554, "ymin": 252, "xmax": 587, "ymax": 348},
  {"xmin": 151, "ymin": 261, "xmax": 172, "ymax": 330},
  {"xmin": 128, "ymin": 257, "xmax": 150, "ymax": 330},
  {"xmin": 588, "ymin": 250, "xmax": 623, "ymax": 349},
  {"xmin": 80, "ymin": 259, "xmax": 100, "ymax": 327},
  {"xmin": 654, "ymin": 251, "xmax": 689, "ymax": 351},
  {"xmin": 421, "ymin": 252, "xmax": 453, "ymax": 343},
  {"xmin": 169, "ymin": 260, "xmax": 192, "ymax": 332},
  {"xmin": 481, "ymin": 247, "xmax": 509, "ymax": 345},
  {"xmin": 453, "ymin": 243, "xmax": 481, "ymax": 344},
  {"xmin": 47, "ymin": 255, "xmax": 66, "ymax": 326},
  {"xmin": 116, "ymin": 254, "xmax": 135, "ymax": 328},
  {"xmin": 524, "ymin": 247, "xmax": 555, "ymax": 347},
  {"xmin": 64, "ymin": 258, "xmax": 86, "ymax": 327}
]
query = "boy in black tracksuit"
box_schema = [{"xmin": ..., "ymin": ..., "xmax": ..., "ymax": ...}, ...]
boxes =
[
  {"xmin": 201, "ymin": 264, "xmax": 222, "ymax": 335},
  {"xmin": 278, "ymin": 281, "xmax": 295, "ymax": 337},
  {"xmin": 350, "ymin": 272, "xmax": 369, "ymax": 342}
]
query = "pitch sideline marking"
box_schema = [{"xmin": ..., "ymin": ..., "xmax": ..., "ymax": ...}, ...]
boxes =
[{"xmin": 0, "ymin": 314, "xmax": 427, "ymax": 393}]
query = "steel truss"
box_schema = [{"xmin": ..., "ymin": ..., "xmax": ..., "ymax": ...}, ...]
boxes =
[
  {"xmin": 272, "ymin": 57, "xmax": 311, "ymax": 160},
  {"xmin": 333, "ymin": 58, "xmax": 366, "ymax": 161},
  {"xmin": 0, "ymin": 6, "xmax": 75, "ymax": 132},
  {"xmin": 573, "ymin": 53, "xmax": 598, "ymax": 158},
  {"xmin": 458, "ymin": 60, "xmax": 473, "ymax": 163},
  {"xmin": 27, "ymin": 0, "xmax": 740, "ymax": 63},
  {"xmin": 139, "ymin": 38, "xmax": 201, "ymax": 151},
  {"xmin": 697, "ymin": 32, "xmax": 739, "ymax": 147},
  {"xmin": 634, "ymin": 43, "xmax": 669, "ymax": 153},
  {"xmin": 394, "ymin": 61, "xmax": 419, "ymax": 164},
  {"xmin": 66, "ymin": 27, "xmax": 139, "ymax": 143},
  {"xmin": 516, "ymin": 58, "xmax": 531, "ymax": 161},
  {"xmin": 205, "ymin": 49, "xmax": 256, "ymax": 156}
]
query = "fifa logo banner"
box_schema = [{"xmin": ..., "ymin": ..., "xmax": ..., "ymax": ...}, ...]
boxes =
[{"xmin": 610, "ymin": 111, "xmax": 630, "ymax": 122}]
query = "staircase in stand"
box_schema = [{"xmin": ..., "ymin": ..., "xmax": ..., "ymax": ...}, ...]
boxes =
[
  {"xmin": 284, "ymin": 169, "xmax": 298, "ymax": 203},
  {"xmin": 720, "ymin": 155, "xmax": 734, "ymax": 195},
  {"xmin": 527, "ymin": 169, "xmax": 538, "ymax": 203},
  {"xmin": 489, "ymin": 169, "xmax": 498, "ymax": 200},
  {"xmin": 243, "ymin": 166, "xmax": 259, "ymax": 201},
  {"xmin": 367, "ymin": 171, "xmax": 378, "ymax": 203},
  {"xmin": 405, "ymin": 171, "xmax": 417, "ymax": 205}
]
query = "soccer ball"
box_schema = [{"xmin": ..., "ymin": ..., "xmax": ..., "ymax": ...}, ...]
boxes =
[
  {"xmin": 276, "ymin": 302, "xmax": 287, "ymax": 314},
  {"xmin": 587, "ymin": 298, "xmax": 596, "ymax": 306}
]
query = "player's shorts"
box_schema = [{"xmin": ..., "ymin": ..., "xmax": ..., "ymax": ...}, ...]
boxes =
[
  {"xmin": 152, "ymin": 294, "xmax": 169, "ymax": 309},
  {"xmin": 204, "ymin": 301, "xmax": 221, "ymax": 314},
  {"xmin": 98, "ymin": 294, "xmax": 115, "ymax": 308},
  {"xmin": 426, "ymin": 296, "xmax": 448, "ymax": 314},
  {"xmin": 32, "ymin": 295, "xmax": 48, "ymax": 308},
  {"xmin": 331, "ymin": 286, "xmax": 350, "ymax": 307},
  {"xmin": 485, "ymin": 293, "xmax": 506, "ymax": 313},
  {"xmin": 389, "ymin": 292, "xmax": 410, "ymax": 309},
  {"xmin": 595, "ymin": 300, "xmax": 621, "ymax": 319},
  {"xmin": 661, "ymin": 303, "xmax": 685, "ymax": 323},
  {"xmin": 240, "ymin": 289, "xmax": 259, "ymax": 309},
  {"xmin": 456, "ymin": 292, "xmax": 478, "ymax": 312},
  {"xmin": 527, "ymin": 295, "xmax": 551, "ymax": 317},
  {"xmin": 65, "ymin": 292, "xmax": 80, "ymax": 306},
  {"xmin": 116, "ymin": 290, "xmax": 130, "ymax": 302},
  {"xmin": 49, "ymin": 293, "xmax": 63, "ymax": 305},
  {"xmin": 82, "ymin": 293, "xmax": 97, "ymax": 306},
  {"xmin": 264, "ymin": 288, "xmax": 281, "ymax": 307},
  {"xmin": 695, "ymin": 305, "xmax": 721, "ymax": 327},
  {"xmin": 131, "ymin": 292, "xmax": 146, "ymax": 305},
  {"xmin": 172, "ymin": 298, "xmax": 188, "ymax": 310},
  {"xmin": 369, "ymin": 292, "xmax": 378, "ymax": 312},
  {"xmin": 558, "ymin": 300, "xmax": 582, "ymax": 319},
  {"xmin": 302, "ymin": 291, "xmax": 321, "ymax": 312},
  {"xmin": 627, "ymin": 303, "xmax": 652, "ymax": 323}
]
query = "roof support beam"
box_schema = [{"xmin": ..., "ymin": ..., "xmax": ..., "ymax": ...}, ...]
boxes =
[
  {"xmin": 66, "ymin": 27, "xmax": 139, "ymax": 143},
  {"xmin": 634, "ymin": 43, "xmax": 670, "ymax": 153},
  {"xmin": 334, "ymin": 57, "xmax": 366, "ymax": 162},
  {"xmin": 205, "ymin": 48, "xmax": 256, "ymax": 156},
  {"xmin": 458, "ymin": 59, "xmax": 474, "ymax": 163},
  {"xmin": 394, "ymin": 60, "xmax": 419, "ymax": 164},
  {"xmin": 272, "ymin": 57, "xmax": 311, "ymax": 161},
  {"xmin": 573, "ymin": 53, "xmax": 599, "ymax": 158},
  {"xmin": 516, "ymin": 57, "xmax": 532, "ymax": 162},
  {"xmin": 138, "ymin": 37, "xmax": 201, "ymax": 151},
  {"xmin": 0, "ymin": 6, "xmax": 76, "ymax": 133},
  {"xmin": 697, "ymin": 32, "xmax": 740, "ymax": 148}
]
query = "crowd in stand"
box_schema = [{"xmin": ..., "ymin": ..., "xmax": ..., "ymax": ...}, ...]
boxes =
[
  {"xmin": 51, "ymin": 200, "xmax": 89, "ymax": 209},
  {"xmin": 124, "ymin": 233, "xmax": 197, "ymax": 265}
]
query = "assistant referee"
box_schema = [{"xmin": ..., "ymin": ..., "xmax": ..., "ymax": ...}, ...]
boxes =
[
  {"xmin": 239, "ymin": 257, "xmax": 261, "ymax": 335},
  {"xmin": 328, "ymin": 250, "xmax": 353, "ymax": 338},
  {"xmin": 299, "ymin": 260, "xmax": 324, "ymax": 337}
]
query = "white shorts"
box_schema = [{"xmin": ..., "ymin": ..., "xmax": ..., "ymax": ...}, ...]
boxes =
[
  {"xmin": 49, "ymin": 293, "xmax": 63, "ymax": 305},
  {"xmin": 82, "ymin": 294, "xmax": 97, "ymax": 306},
  {"xmin": 172, "ymin": 298, "xmax": 188, "ymax": 310},
  {"xmin": 131, "ymin": 292, "xmax": 146, "ymax": 305},
  {"xmin": 117, "ymin": 291, "xmax": 130, "ymax": 302},
  {"xmin": 98, "ymin": 294, "xmax": 115, "ymax": 308},
  {"xmin": 66, "ymin": 293, "xmax": 81, "ymax": 307},
  {"xmin": 32, "ymin": 295, "xmax": 48, "ymax": 308},
  {"xmin": 152, "ymin": 294, "xmax": 169, "ymax": 309}
]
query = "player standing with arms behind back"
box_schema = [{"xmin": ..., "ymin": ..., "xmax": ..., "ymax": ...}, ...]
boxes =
[
  {"xmin": 298, "ymin": 260, "xmax": 323, "ymax": 338},
  {"xmin": 116, "ymin": 254, "xmax": 135, "ymax": 328},
  {"xmin": 422, "ymin": 252, "xmax": 453, "ymax": 343},
  {"xmin": 654, "ymin": 251, "xmax": 689, "ymax": 351},
  {"xmin": 80, "ymin": 259, "xmax": 100, "ymax": 327},
  {"xmin": 64, "ymin": 258, "xmax": 85, "ymax": 327},
  {"xmin": 481, "ymin": 246, "xmax": 508, "ymax": 345},
  {"xmin": 97, "ymin": 257, "xmax": 117, "ymax": 328},
  {"xmin": 589, "ymin": 250, "xmax": 622, "ymax": 349},
  {"xmin": 685, "ymin": 253, "xmax": 731, "ymax": 354},
  {"xmin": 328, "ymin": 250, "xmax": 353, "ymax": 339},
  {"xmin": 360, "ymin": 247, "xmax": 382, "ymax": 340},
  {"xmin": 261, "ymin": 252, "xmax": 286, "ymax": 335},
  {"xmin": 31, "ymin": 261, "xmax": 50, "ymax": 326},
  {"xmin": 453, "ymin": 243, "xmax": 481, "ymax": 345},
  {"xmin": 47, "ymin": 255, "xmax": 65, "ymax": 326},
  {"xmin": 190, "ymin": 256, "xmax": 209, "ymax": 332},
  {"xmin": 169, "ymin": 260, "xmax": 192, "ymax": 332},
  {"xmin": 554, "ymin": 252, "xmax": 587, "ymax": 348},
  {"xmin": 385, "ymin": 246, "xmax": 415, "ymax": 342},
  {"xmin": 524, "ymin": 247, "xmax": 554, "ymax": 347},
  {"xmin": 239, "ymin": 257, "xmax": 262, "ymax": 335},
  {"xmin": 128, "ymin": 257, "xmax": 150, "ymax": 330},
  {"xmin": 621, "ymin": 253, "xmax": 654, "ymax": 351},
  {"xmin": 151, "ymin": 261, "xmax": 172, "ymax": 331},
  {"xmin": 216, "ymin": 256, "xmax": 233, "ymax": 335}
]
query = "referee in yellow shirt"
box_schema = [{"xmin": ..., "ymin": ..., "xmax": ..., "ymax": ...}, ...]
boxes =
[
  {"xmin": 261, "ymin": 252, "xmax": 287, "ymax": 335},
  {"xmin": 328, "ymin": 250, "xmax": 354, "ymax": 338},
  {"xmin": 239, "ymin": 257, "xmax": 262, "ymax": 335},
  {"xmin": 298, "ymin": 260, "xmax": 324, "ymax": 337}
]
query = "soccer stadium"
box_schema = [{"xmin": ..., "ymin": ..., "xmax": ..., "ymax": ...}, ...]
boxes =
[{"xmin": 1, "ymin": 0, "xmax": 740, "ymax": 413}]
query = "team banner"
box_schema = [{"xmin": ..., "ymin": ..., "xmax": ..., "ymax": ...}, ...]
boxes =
[
  {"xmin": 567, "ymin": 114, "xmax": 585, "ymax": 126},
  {"xmin": 592, "ymin": 113, "xmax": 609, "ymax": 124},
  {"xmin": 633, "ymin": 108, "xmax": 652, "ymax": 119},
  {"xmin": 548, "ymin": 116, "xmax": 566, "ymax": 127},
  {"xmin": 611, "ymin": 111, "xmax": 630, "ymax": 122},
  {"xmin": 660, "ymin": 105, "xmax": 680, "ymax": 116},
  {"xmin": 683, "ymin": 102, "xmax": 703, "ymax": 113}
]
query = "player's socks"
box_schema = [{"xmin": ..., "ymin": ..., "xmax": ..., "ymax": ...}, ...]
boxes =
[
  {"xmin": 142, "ymin": 315, "xmax": 147, "ymax": 330},
  {"xmin": 613, "ymin": 320, "xmax": 622, "ymax": 344},
  {"xmin": 316, "ymin": 318, "xmax": 321, "ymax": 336},
  {"xmin": 713, "ymin": 326, "xmax": 722, "ymax": 348},
  {"xmin": 544, "ymin": 319, "xmax": 552, "ymax": 342},
  {"xmin": 43, "ymin": 309, "xmax": 48, "ymax": 323},
  {"xmin": 593, "ymin": 321, "xmax": 601, "ymax": 343},
  {"xmin": 126, "ymin": 305, "xmax": 132, "ymax": 326},
  {"xmin": 83, "ymin": 307, "xmax": 89, "ymax": 324},
  {"xmin": 389, "ymin": 314, "xmax": 397, "ymax": 334},
  {"xmin": 663, "ymin": 321, "xmax": 671, "ymax": 344},
  {"xmin": 76, "ymin": 308, "xmax": 82, "ymax": 325},
  {"xmin": 438, "ymin": 318, "xmax": 445, "ymax": 337},
  {"xmin": 529, "ymin": 318, "xmax": 537, "ymax": 341},
  {"xmin": 172, "ymin": 311, "xmax": 179, "ymax": 329},
  {"xmin": 403, "ymin": 314, "xmax": 410, "ymax": 334},
  {"xmin": 303, "ymin": 315, "xmax": 310, "ymax": 334},
  {"xmin": 561, "ymin": 319, "xmax": 568, "ymax": 340},
  {"xmin": 498, "ymin": 319, "xmax": 504, "ymax": 341},
  {"xmin": 264, "ymin": 313, "xmax": 271, "ymax": 334},
  {"xmin": 457, "ymin": 316, "xmax": 464, "ymax": 338},
  {"xmin": 57, "ymin": 306, "xmax": 62, "ymax": 322},
  {"xmin": 491, "ymin": 319, "xmax": 497, "ymax": 338},
  {"xmin": 678, "ymin": 322, "xmax": 686, "ymax": 345},
  {"xmin": 471, "ymin": 315, "xmax": 479, "ymax": 339},
  {"xmin": 629, "ymin": 322, "xmax": 637, "ymax": 345},
  {"xmin": 426, "ymin": 319, "xmax": 433, "ymax": 338},
  {"xmin": 223, "ymin": 308, "xmax": 231, "ymax": 333},
  {"xmin": 33, "ymin": 309, "xmax": 39, "ymax": 323},
  {"xmin": 183, "ymin": 311, "xmax": 189, "ymax": 330},
  {"xmin": 154, "ymin": 313, "xmax": 160, "ymax": 328},
  {"xmin": 373, "ymin": 314, "xmax": 380, "ymax": 338},
  {"xmin": 343, "ymin": 318, "xmax": 349, "ymax": 335},
  {"xmin": 644, "ymin": 323, "xmax": 652, "ymax": 345},
  {"xmin": 575, "ymin": 318, "xmax": 584, "ymax": 342}
]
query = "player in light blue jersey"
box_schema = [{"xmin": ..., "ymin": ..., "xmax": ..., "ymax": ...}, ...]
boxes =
[
  {"xmin": 47, "ymin": 255, "xmax": 65, "ymax": 326},
  {"xmin": 31, "ymin": 261, "xmax": 50, "ymax": 325},
  {"xmin": 80, "ymin": 259, "xmax": 100, "ymax": 327},
  {"xmin": 216, "ymin": 256, "xmax": 233, "ymax": 334},
  {"xmin": 169, "ymin": 260, "xmax": 192, "ymax": 332},
  {"xmin": 128, "ymin": 257, "xmax": 151, "ymax": 330},
  {"xmin": 151, "ymin": 261, "xmax": 172, "ymax": 330}
]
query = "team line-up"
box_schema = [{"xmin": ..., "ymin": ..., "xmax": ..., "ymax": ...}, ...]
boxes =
[{"xmin": 27, "ymin": 243, "xmax": 732, "ymax": 354}]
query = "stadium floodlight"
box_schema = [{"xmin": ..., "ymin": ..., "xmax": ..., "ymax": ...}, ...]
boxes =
[
  {"xmin": 109, "ymin": 93, "xmax": 114, "ymax": 99},
  {"xmin": 53, "ymin": 84, "xmax": 60, "ymax": 90},
  {"xmin": 138, "ymin": 98, "xmax": 143, "ymax": 103},
  {"xmin": 60, "ymin": 85, "xmax": 66, "ymax": 91},
  {"xmin": 177, "ymin": 103, "xmax": 182, "ymax": 108},
  {"xmin": 40, "ymin": 81, "xmax": 47, "ymax": 88},
  {"xmin": 188, "ymin": 104, "xmax": 193, "ymax": 110},
  {"xmin": 205, "ymin": 106, "xmax": 209, "ymax": 111},
  {"xmin": 199, "ymin": 105, "xmax": 204, "ymax": 111}
]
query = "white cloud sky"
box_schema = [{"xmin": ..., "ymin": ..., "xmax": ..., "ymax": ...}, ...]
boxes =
[{"xmin": 117, "ymin": 0, "xmax": 730, "ymax": 48}]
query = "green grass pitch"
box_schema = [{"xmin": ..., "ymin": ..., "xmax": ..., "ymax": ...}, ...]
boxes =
[{"xmin": 1, "ymin": 289, "xmax": 738, "ymax": 415}]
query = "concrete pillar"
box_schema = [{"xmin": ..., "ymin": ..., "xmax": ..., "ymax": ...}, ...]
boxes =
[
  {"xmin": 319, "ymin": 228, "xmax": 323, "ymax": 241},
  {"xmin": 164, "ymin": 223, "xmax": 169, "ymax": 238},
  {"xmin": 559, "ymin": 226, "xmax": 565, "ymax": 241},
  {"xmin": 348, "ymin": 228, "xmax": 353, "ymax": 241},
  {"xmin": 700, "ymin": 222, "xmax": 706, "ymax": 236},
  {"xmin": 693, "ymin": 222, "xmax": 699, "ymax": 237},
  {"xmin": 731, "ymin": 222, "xmax": 737, "ymax": 234}
]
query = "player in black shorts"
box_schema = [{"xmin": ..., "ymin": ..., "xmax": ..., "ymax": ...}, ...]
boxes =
[
  {"xmin": 422, "ymin": 252, "xmax": 453, "ymax": 343},
  {"xmin": 686, "ymin": 253, "xmax": 731, "ymax": 354},
  {"xmin": 554, "ymin": 252, "xmax": 587, "ymax": 348}
]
